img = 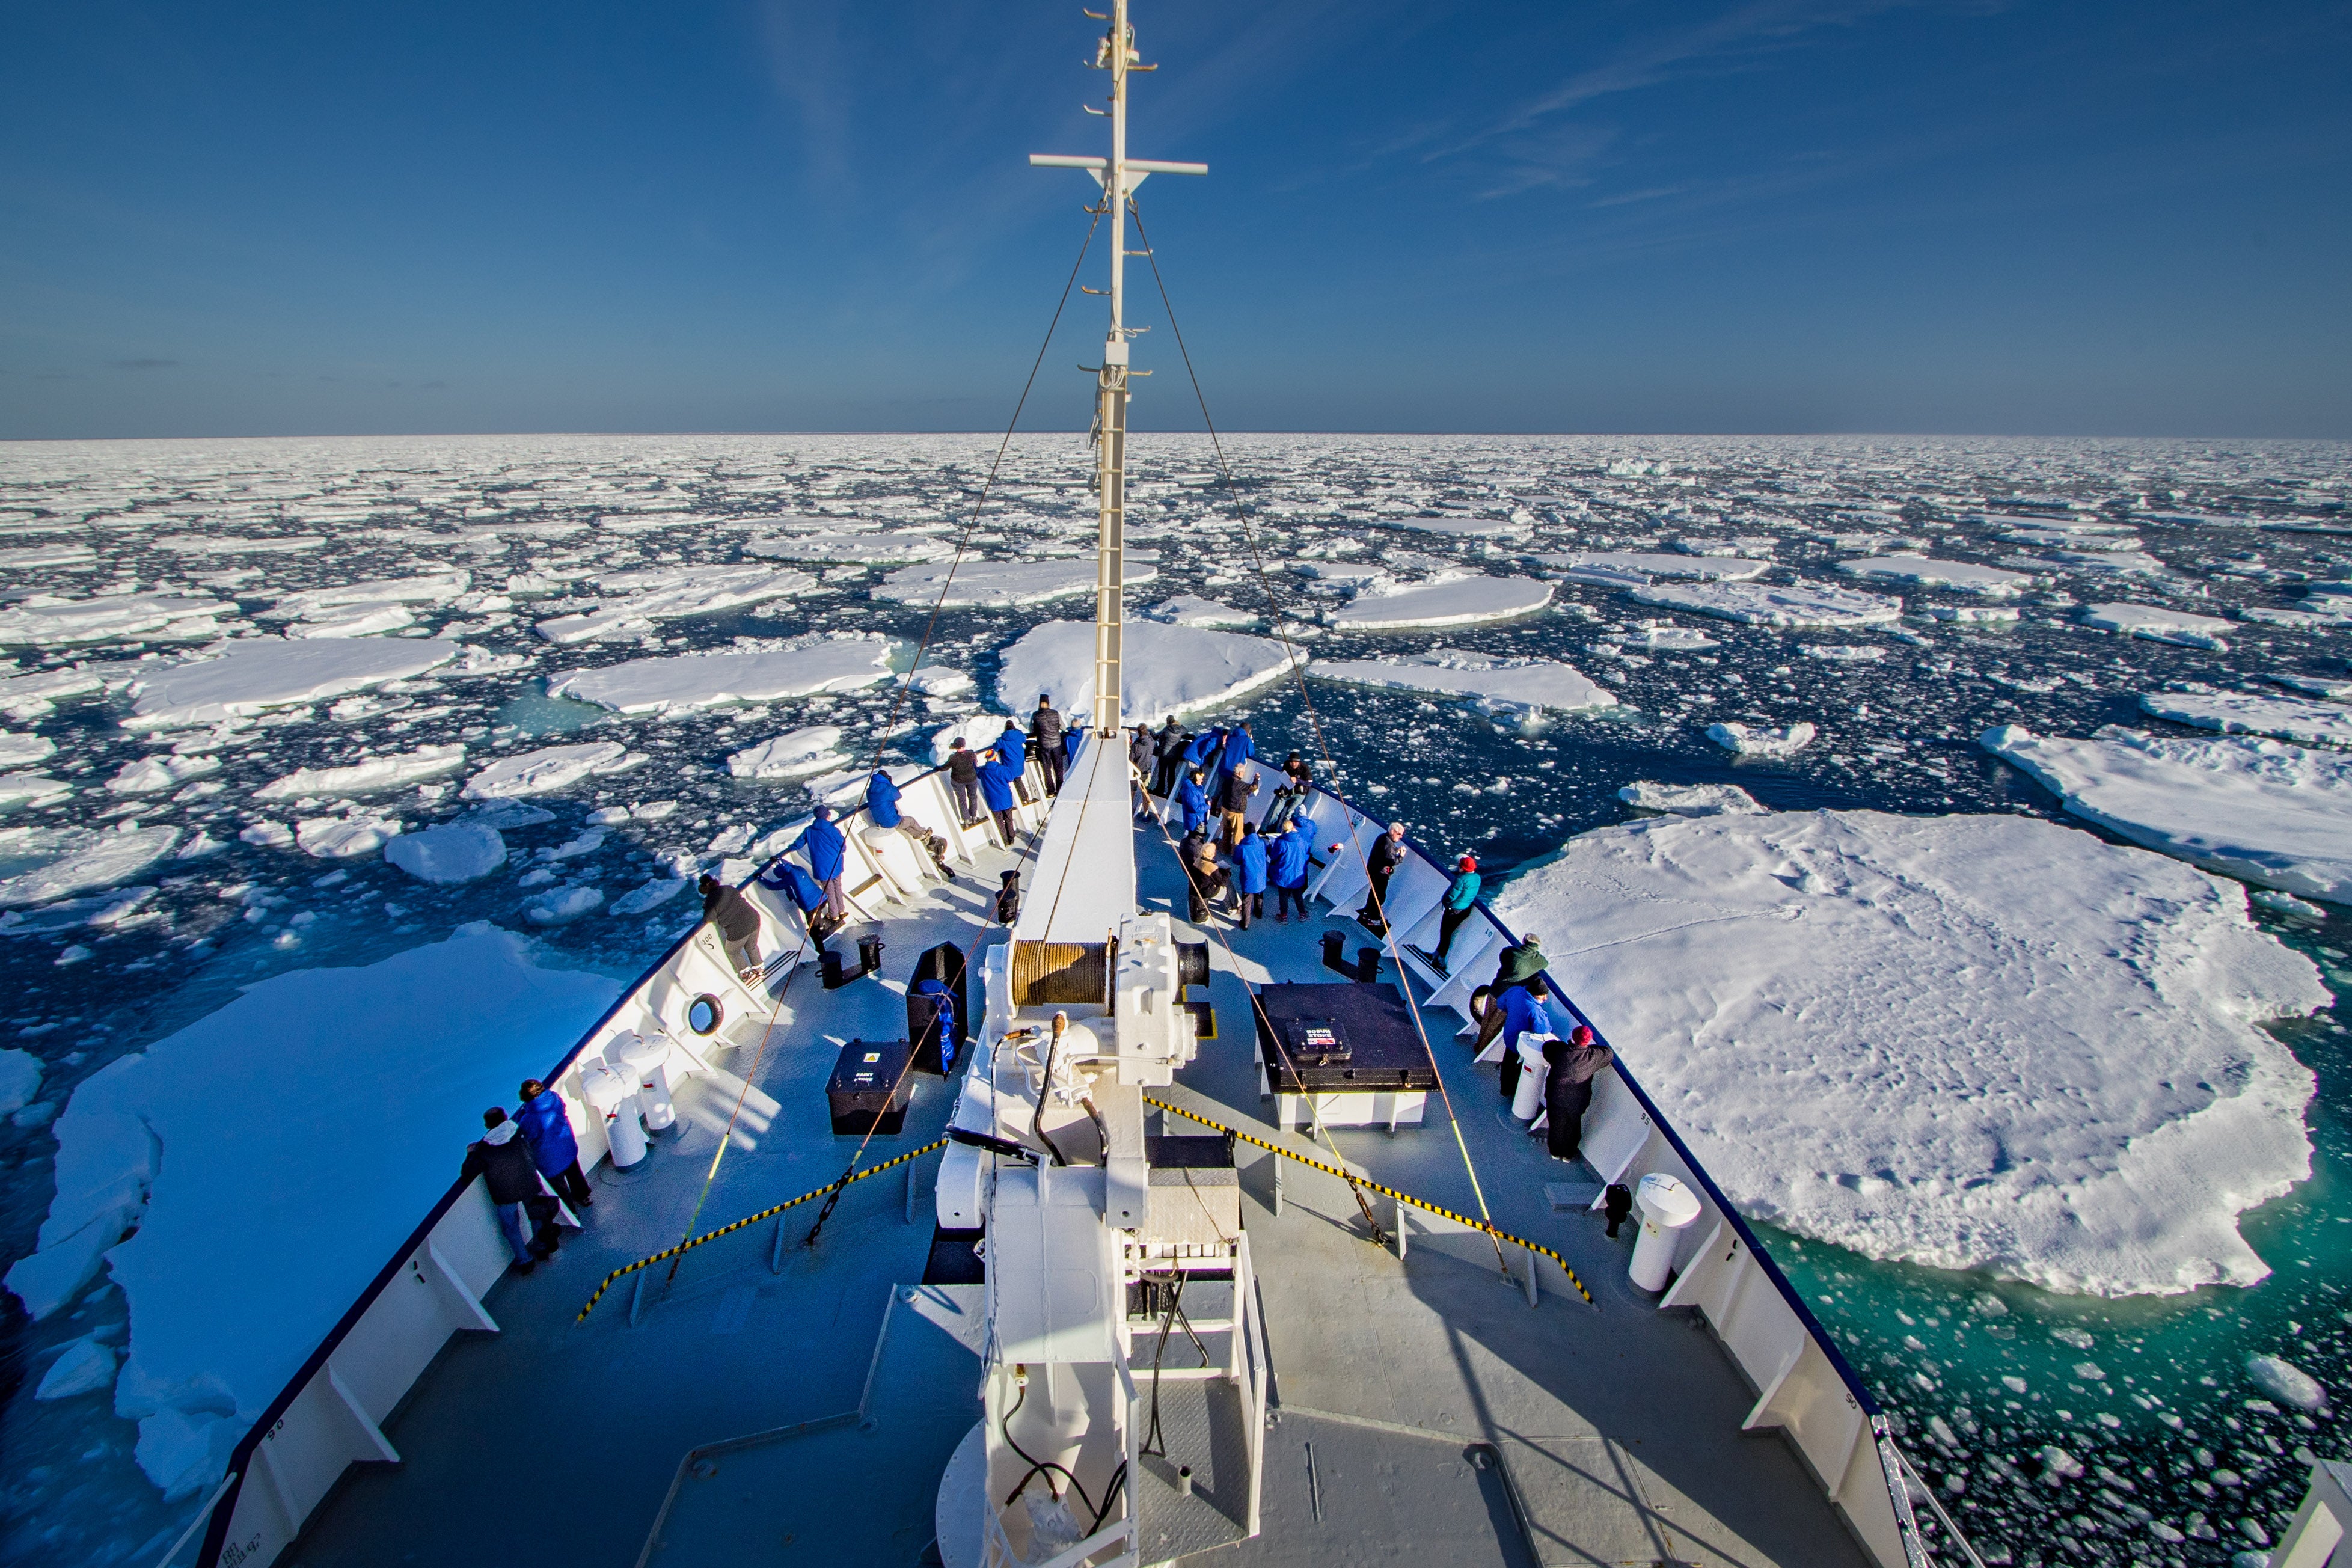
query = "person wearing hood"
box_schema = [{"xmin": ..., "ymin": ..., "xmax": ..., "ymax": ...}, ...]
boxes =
[
  {"xmin": 699, "ymin": 873, "xmax": 765, "ymax": 978},
  {"xmin": 1217, "ymin": 762, "xmax": 1259, "ymax": 850},
  {"xmin": 867, "ymin": 768, "xmax": 955, "ymax": 881},
  {"xmin": 1181, "ymin": 726, "xmax": 1225, "ymax": 780},
  {"xmin": 1151, "ymin": 718, "xmax": 1190, "ymax": 797},
  {"xmin": 1232, "ymin": 821, "xmax": 1270, "ymax": 928},
  {"xmin": 1543, "ymin": 1024, "xmax": 1614, "ymax": 1162},
  {"xmin": 975, "ymin": 751, "xmax": 1024, "ymax": 845},
  {"xmin": 462, "ymin": 1109, "xmax": 558, "ymax": 1273},
  {"xmin": 946, "ymin": 735, "xmax": 982, "ymax": 827},
  {"xmin": 1495, "ymin": 975, "xmax": 1552, "ymax": 1105},
  {"xmin": 1172, "ymin": 768, "xmax": 1213, "ymax": 835},
  {"xmin": 1213, "ymin": 721, "xmax": 1255, "ymax": 786},
  {"xmin": 1427, "ymin": 854, "xmax": 1481, "ymax": 975},
  {"xmin": 1270, "ymin": 817, "xmax": 1312, "ymax": 922},
  {"xmin": 1129, "ymin": 726, "xmax": 1156, "ymax": 820},
  {"xmin": 1471, "ymin": 931, "xmax": 1546, "ymax": 1055},
  {"xmin": 515, "ymin": 1079, "xmax": 592, "ymax": 1209},
  {"xmin": 990, "ymin": 721, "xmax": 1032, "ymax": 804},
  {"xmin": 1360, "ymin": 821, "xmax": 1407, "ymax": 936},
  {"xmin": 787, "ymin": 805, "xmax": 850, "ymax": 923},
  {"xmin": 1030, "ymin": 695, "xmax": 1066, "ymax": 795}
]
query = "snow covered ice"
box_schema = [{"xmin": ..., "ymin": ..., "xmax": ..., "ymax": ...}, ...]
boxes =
[
  {"xmin": 872, "ymin": 556, "xmax": 1155, "ymax": 608},
  {"xmin": 121, "ymin": 636, "xmax": 462, "ymax": 729},
  {"xmin": 2137, "ymin": 689, "xmax": 2352, "ymax": 747},
  {"xmin": 727, "ymin": 725, "xmax": 851, "ymax": 779},
  {"xmin": 1707, "ymin": 720, "xmax": 1817, "ymax": 756},
  {"xmin": 1628, "ymin": 578, "xmax": 1903, "ymax": 628},
  {"xmin": 993, "ymin": 619, "xmax": 1301, "ymax": 721},
  {"xmin": 1616, "ymin": 780, "xmax": 1765, "ymax": 815},
  {"xmin": 1836, "ymin": 555, "xmax": 2033, "ymax": 596},
  {"xmin": 545, "ymin": 638, "xmax": 892, "ymax": 714},
  {"xmin": 2078, "ymin": 601, "xmax": 2232, "ymax": 650},
  {"xmin": 462, "ymin": 741, "xmax": 641, "ymax": 800},
  {"xmin": 1309, "ymin": 648, "xmax": 1616, "ymax": 715},
  {"xmin": 1322, "ymin": 574, "xmax": 1552, "ymax": 629},
  {"xmin": 1492, "ymin": 810, "xmax": 2329, "ymax": 1295}
]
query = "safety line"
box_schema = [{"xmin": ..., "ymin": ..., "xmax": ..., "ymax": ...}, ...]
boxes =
[
  {"xmin": 575, "ymin": 1139, "xmax": 949, "ymax": 1323},
  {"xmin": 1141, "ymin": 1096, "xmax": 1593, "ymax": 1306},
  {"xmin": 1130, "ymin": 197, "xmax": 1509, "ymax": 1274}
]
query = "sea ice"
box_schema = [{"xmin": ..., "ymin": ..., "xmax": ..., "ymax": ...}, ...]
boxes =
[
  {"xmin": 610, "ymin": 877, "xmax": 690, "ymax": 916},
  {"xmin": 1922, "ymin": 604, "xmax": 2021, "ymax": 624},
  {"xmin": 34, "ymin": 1337, "xmax": 117, "ymax": 1401},
  {"xmin": 0, "ymin": 1047, "xmax": 41, "ymax": 1113},
  {"xmin": 1707, "ymin": 721, "xmax": 1818, "ymax": 757},
  {"xmin": 10, "ymin": 925, "xmax": 619, "ymax": 1496},
  {"xmin": 2246, "ymin": 1353, "xmax": 2327, "ymax": 1412},
  {"xmin": 1629, "ymin": 580, "xmax": 1902, "ymax": 628},
  {"xmin": 727, "ymin": 726, "xmax": 850, "ymax": 779},
  {"xmin": 1982, "ymin": 725, "xmax": 2352, "ymax": 904},
  {"xmin": 0, "ymin": 666, "xmax": 106, "ymax": 721},
  {"xmin": 105, "ymin": 755, "xmax": 221, "ymax": 795},
  {"xmin": 383, "ymin": 821, "xmax": 507, "ymax": 883},
  {"xmin": 123, "ymin": 637, "xmax": 462, "ymax": 730},
  {"xmin": 295, "ymin": 815, "xmax": 402, "ymax": 859},
  {"xmin": 872, "ymin": 557, "xmax": 1156, "ymax": 609},
  {"xmin": 0, "ymin": 825, "xmax": 180, "ymax": 906},
  {"xmin": 1540, "ymin": 552, "xmax": 1771, "ymax": 586},
  {"xmin": 0, "ymin": 732, "xmax": 55, "ymax": 767},
  {"xmin": 2137, "ymin": 692, "xmax": 2352, "ymax": 749},
  {"xmin": 462, "ymin": 741, "xmax": 639, "ymax": 799},
  {"xmin": 1617, "ymin": 780, "xmax": 1766, "ymax": 816},
  {"xmin": 547, "ymin": 639, "xmax": 892, "ymax": 715},
  {"xmin": 2079, "ymin": 602, "xmax": 2231, "ymax": 651},
  {"xmin": 993, "ymin": 619, "xmax": 1302, "ymax": 723},
  {"xmin": 255, "ymin": 745, "xmax": 468, "ymax": 800},
  {"xmin": 1491, "ymin": 810, "xmax": 2328, "ymax": 1294},
  {"xmin": 0, "ymin": 593, "xmax": 231, "ymax": 648},
  {"xmin": 1141, "ymin": 595, "xmax": 1262, "ymax": 629},
  {"xmin": 2271, "ymin": 673, "xmax": 2352, "ymax": 700},
  {"xmin": 1323, "ymin": 575, "xmax": 1552, "ymax": 630},
  {"xmin": 522, "ymin": 885, "xmax": 604, "ymax": 924},
  {"xmin": 744, "ymin": 530, "xmax": 952, "ymax": 563},
  {"xmin": 0, "ymin": 773, "xmax": 72, "ymax": 810},
  {"xmin": 1618, "ymin": 622, "xmax": 1720, "ymax": 651},
  {"xmin": 1309, "ymin": 648, "xmax": 1616, "ymax": 716},
  {"xmin": 1837, "ymin": 556, "xmax": 2032, "ymax": 596},
  {"xmin": 534, "ymin": 563, "xmax": 816, "ymax": 643}
]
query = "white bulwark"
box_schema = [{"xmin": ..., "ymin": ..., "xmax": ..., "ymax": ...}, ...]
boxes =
[{"xmin": 1010, "ymin": 731, "xmax": 1138, "ymax": 945}]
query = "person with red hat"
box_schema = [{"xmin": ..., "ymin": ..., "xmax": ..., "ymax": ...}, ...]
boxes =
[
  {"xmin": 1426, "ymin": 851, "xmax": 1481, "ymax": 976},
  {"xmin": 1543, "ymin": 1024, "xmax": 1615, "ymax": 1163}
]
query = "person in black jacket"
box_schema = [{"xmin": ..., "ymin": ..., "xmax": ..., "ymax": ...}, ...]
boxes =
[
  {"xmin": 946, "ymin": 736, "xmax": 982, "ymax": 827},
  {"xmin": 1031, "ymin": 695, "xmax": 1066, "ymax": 795},
  {"xmin": 461, "ymin": 1109, "xmax": 559, "ymax": 1273},
  {"xmin": 1544, "ymin": 1025, "xmax": 1615, "ymax": 1162},
  {"xmin": 1361, "ymin": 821, "xmax": 1407, "ymax": 936},
  {"xmin": 1151, "ymin": 718, "xmax": 1189, "ymax": 797},
  {"xmin": 1217, "ymin": 764, "xmax": 1258, "ymax": 851}
]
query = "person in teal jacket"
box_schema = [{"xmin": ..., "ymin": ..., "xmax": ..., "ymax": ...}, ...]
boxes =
[{"xmin": 1430, "ymin": 853, "xmax": 1481, "ymax": 974}]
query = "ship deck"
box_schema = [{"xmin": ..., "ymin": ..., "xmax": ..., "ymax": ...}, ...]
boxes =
[{"xmin": 282, "ymin": 818, "xmax": 1870, "ymax": 1568}]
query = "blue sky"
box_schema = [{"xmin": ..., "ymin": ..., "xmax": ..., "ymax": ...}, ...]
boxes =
[{"xmin": 2, "ymin": 0, "xmax": 2345, "ymax": 439}]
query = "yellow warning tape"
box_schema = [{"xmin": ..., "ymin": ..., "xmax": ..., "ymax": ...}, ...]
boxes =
[
  {"xmin": 575, "ymin": 1139, "xmax": 949, "ymax": 1323},
  {"xmin": 1142, "ymin": 1095, "xmax": 1595, "ymax": 1306}
]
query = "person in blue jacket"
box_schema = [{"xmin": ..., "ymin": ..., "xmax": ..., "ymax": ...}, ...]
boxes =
[
  {"xmin": 1172, "ymin": 767, "xmax": 1213, "ymax": 834},
  {"xmin": 976, "ymin": 753, "xmax": 1024, "ymax": 844},
  {"xmin": 1231, "ymin": 821, "xmax": 1269, "ymax": 929},
  {"xmin": 990, "ymin": 721, "xmax": 1035, "ymax": 806},
  {"xmin": 1213, "ymin": 721, "xmax": 1255, "ymax": 788},
  {"xmin": 515, "ymin": 1078, "xmax": 592, "ymax": 1208},
  {"xmin": 866, "ymin": 769, "xmax": 956, "ymax": 881},
  {"xmin": 1269, "ymin": 819, "xmax": 1312, "ymax": 923},
  {"xmin": 758, "ymin": 854, "xmax": 830, "ymax": 940},
  {"xmin": 1496, "ymin": 975, "xmax": 1552, "ymax": 1104},
  {"xmin": 789, "ymin": 804, "xmax": 849, "ymax": 922},
  {"xmin": 1426, "ymin": 853, "xmax": 1481, "ymax": 976},
  {"xmin": 1181, "ymin": 726, "xmax": 1225, "ymax": 777}
]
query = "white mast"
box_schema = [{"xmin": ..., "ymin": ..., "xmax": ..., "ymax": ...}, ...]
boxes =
[{"xmin": 1031, "ymin": 0, "xmax": 1204, "ymax": 738}]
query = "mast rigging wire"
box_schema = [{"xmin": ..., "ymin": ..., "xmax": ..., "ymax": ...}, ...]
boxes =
[{"xmin": 1128, "ymin": 198, "xmax": 1510, "ymax": 1276}]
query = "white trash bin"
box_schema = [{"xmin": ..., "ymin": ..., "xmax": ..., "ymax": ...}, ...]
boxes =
[
  {"xmin": 1510, "ymin": 1038, "xmax": 1549, "ymax": 1122},
  {"xmin": 612, "ymin": 1031, "xmax": 677, "ymax": 1133},
  {"xmin": 581, "ymin": 1060, "xmax": 647, "ymax": 1170},
  {"xmin": 1628, "ymin": 1172, "xmax": 1702, "ymax": 1293}
]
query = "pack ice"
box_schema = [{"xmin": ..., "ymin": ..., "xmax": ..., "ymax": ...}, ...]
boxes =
[
  {"xmin": 1309, "ymin": 649, "xmax": 1616, "ymax": 716},
  {"xmin": 872, "ymin": 557, "xmax": 1156, "ymax": 609},
  {"xmin": 534, "ymin": 563, "xmax": 816, "ymax": 643},
  {"xmin": 992, "ymin": 620, "xmax": 1300, "ymax": 723},
  {"xmin": 0, "ymin": 825, "xmax": 180, "ymax": 906},
  {"xmin": 2137, "ymin": 691, "xmax": 2352, "ymax": 749},
  {"xmin": 123, "ymin": 637, "xmax": 462, "ymax": 730},
  {"xmin": 1836, "ymin": 556, "xmax": 2033, "ymax": 596},
  {"xmin": 2079, "ymin": 602, "xmax": 2231, "ymax": 651},
  {"xmin": 546, "ymin": 638, "xmax": 892, "ymax": 715},
  {"xmin": 1492, "ymin": 810, "xmax": 2329, "ymax": 1295},
  {"xmin": 462, "ymin": 741, "xmax": 642, "ymax": 800},
  {"xmin": 1982, "ymin": 724, "xmax": 2352, "ymax": 904},
  {"xmin": 1323, "ymin": 574, "xmax": 1552, "ymax": 629},
  {"xmin": 1628, "ymin": 580, "xmax": 1902, "ymax": 628},
  {"xmin": 4, "ymin": 926, "xmax": 620, "ymax": 1499},
  {"xmin": 0, "ymin": 593, "xmax": 233, "ymax": 648}
]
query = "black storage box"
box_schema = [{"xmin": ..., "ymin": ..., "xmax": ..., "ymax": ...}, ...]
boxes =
[
  {"xmin": 826, "ymin": 1037, "xmax": 915, "ymax": 1135},
  {"xmin": 1252, "ymin": 981, "xmax": 1438, "ymax": 1095},
  {"xmin": 907, "ymin": 942, "xmax": 969, "ymax": 1074}
]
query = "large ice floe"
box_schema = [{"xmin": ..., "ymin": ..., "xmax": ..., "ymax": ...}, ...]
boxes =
[
  {"xmin": 872, "ymin": 557, "xmax": 1156, "ymax": 608},
  {"xmin": 254, "ymin": 745, "xmax": 467, "ymax": 800},
  {"xmin": 1323, "ymin": 574, "xmax": 1552, "ymax": 629},
  {"xmin": 1492, "ymin": 810, "xmax": 2329, "ymax": 1295},
  {"xmin": 2137, "ymin": 690, "xmax": 2352, "ymax": 748},
  {"xmin": 1707, "ymin": 720, "xmax": 1817, "ymax": 756},
  {"xmin": 0, "ymin": 593, "xmax": 233, "ymax": 648},
  {"xmin": 1983, "ymin": 724, "xmax": 2352, "ymax": 903},
  {"xmin": 383, "ymin": 819, "xmax": 507, "ymax": 882},
  {"xmin": 123, "ymin": 637, "xmax": 462, "ymax": 730},
  {"xmin": 2078, "ymin": 601, "xmax": 2231, "ymax": 651},
  {"xmin": 546, "ymin": 637, "xmax": 893, "ymax": 715},
  {"xmin": 727, "ymin": 725, "xmax": 851, "ymax": 780},
  {"xmin": 3, "ymin": 926, "xmax": 620, "ymax": 1498},
  {"xmin": 994, "ymin": 619, "xmax": 1301, "ymax": 722},
  {"xmin": 534, "ymin": 563, "xmax": 816, "ymax": 643},
  {"xmin": 462, "ymin": 741, "xmax": 642, "ymax": 799},
  {"xmin": 744, "ymin": 530, "xmax": 952, "ymax": 563},
  {"xmin": 1309, "ymin": 648, "xmax": 1615, "ymax": 716},
  {"xmin": 0, "ymin": 825, "xmax": 181, "ymax": 906},
  {"xmin": 1537, "ymin": 551, "xmax": 1771, "ymax": 587},
  {"xmin": 1628, "ymin": 579, "xmax": 1902, "ymax": 628},
  {"xmin": 1835, "ymin": 555, "xmax": 2033, "ymax": 596}
]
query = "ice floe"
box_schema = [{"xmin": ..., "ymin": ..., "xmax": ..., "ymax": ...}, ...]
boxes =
[
  {"xmin": 1982, "ymin": 724, "xmax": 2352, "ymax": 904},
  {"xmin": 872, "ymin": 557, "xmax": 1156, "ymax": 608},
  {"xmin": 1617, "ymin": 780, "xmax": 1765, "ymax": 816},
  {"xmin": 1707, "ymin": 720, "xmax": 1818, "ymax": 756},
  {"xmin": 534, "ymin": 563, "xmax": 816, "ymax": 643},
  {"xmin": 1837, "ymin": 556, "xmax": 2032, "ymax": 596},
  {"xmin": 744, "ymin": 530, "xmax": 952, "ymax": 563},
  {"xmin": 727, "ymin": 726, "xmax": 851, "ymax": 779},
  {"xmin": 105, "ymin": 755, "xmax": 221, "ymax": 795},
  {"xmin": 0, "ymin": 773, "xmax": 72, "ymax": 810},
  {"xmin": 123, "ymin": 637, "xmax": 462, "ymax": 730},
  {"xmin": 0, "ymin": 732, "xmax": 55, "ymax": 767},
  {"xmin": 1309, "ymin": 648, "xmax": 1616, "ymax": 716},
  {"xmin": 1323, "ymin": 574, "xmax": 1552, "ymax": 629},
  {"xmin": 0, "ymin": 825, "xmax": 180, "ymax": 906},
  {"xmin": 1491, "ymin": 809, "xmax": 2329, "ymax": 1294},
  {"xmin": 0, "ymin": 666, "xmax": 107, "ymax": 721},
  {"xmin": 2079, "ymin": 602, "xmax": 2231, "ymax": 650},
  {"xmin": 462, "ymin": 741, "xmax": 641, "ymax": 799},
  {"xmin": 1629, "ymin": 580, "xmax": 1902, "ymax": 628},
  {"xmin": 1141, "ymin": 595, "xmax": 1263, "ymax": 629},
  {"xmin": 994, "ymin": 619, "xmax": 1302, "ymax": 723},
  {"xmin": 6, "ymin": 926, "xmax": 619, "ymax": 1496},
  {"xmin": 0, "ymin": 593, "xmax": 233, "ymax": 648},
  {"xmin": 1540, "ymin": 552, "xmax": 1771, "ymax": 587},
  {"xmin": 254, "ymin": 744, "xmax": 468, "ymax": 799},
  {"xmin": 2138, "ymin": 691, "xmax": 2352, "ymax": 748},
  {"xmin": 384, "ymin": 820, "xmax": 507, "ymax": 883},
  {"xmin": 295, "ymin": 815, "xmax": 402, "ymax": 859},
  {"xmin": 547, "ymin": 638, "xmax": 892, "ymax": 715}
]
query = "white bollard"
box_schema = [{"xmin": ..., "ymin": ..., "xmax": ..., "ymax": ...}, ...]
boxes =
[
  {"xmin": 1510, "ymin": 1041, "xmax": 1548, "ymax": 1122},
  {"xmin": 613, "ymin": 1031, "xmax": 677, "ymax": 1133},
  {"xmin": 1627, "ymin": 1173, "xmax": 1702, "ymax": 1293},
  {"xmin": 582, "ymin": 1061, "xmax": 647, "ymax": 1170}
]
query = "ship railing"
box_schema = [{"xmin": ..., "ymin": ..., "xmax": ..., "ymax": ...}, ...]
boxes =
[
  {"xmin": 188, "ymin": 748, "xmax": 1046, "ymax": 1568},
  {"xmin": 1270, "ymin": 781, "xmax": 1938, "ymax": 1568}
]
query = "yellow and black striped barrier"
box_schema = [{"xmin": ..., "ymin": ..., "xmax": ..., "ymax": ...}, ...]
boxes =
[
  {"xmin": 575, "ymin": 1139, "xmax": 949, "ymax": 1323},
  {"xmin": 1142, "ymin": 1095, "xmax": 1595, "ymax": 1307}
]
